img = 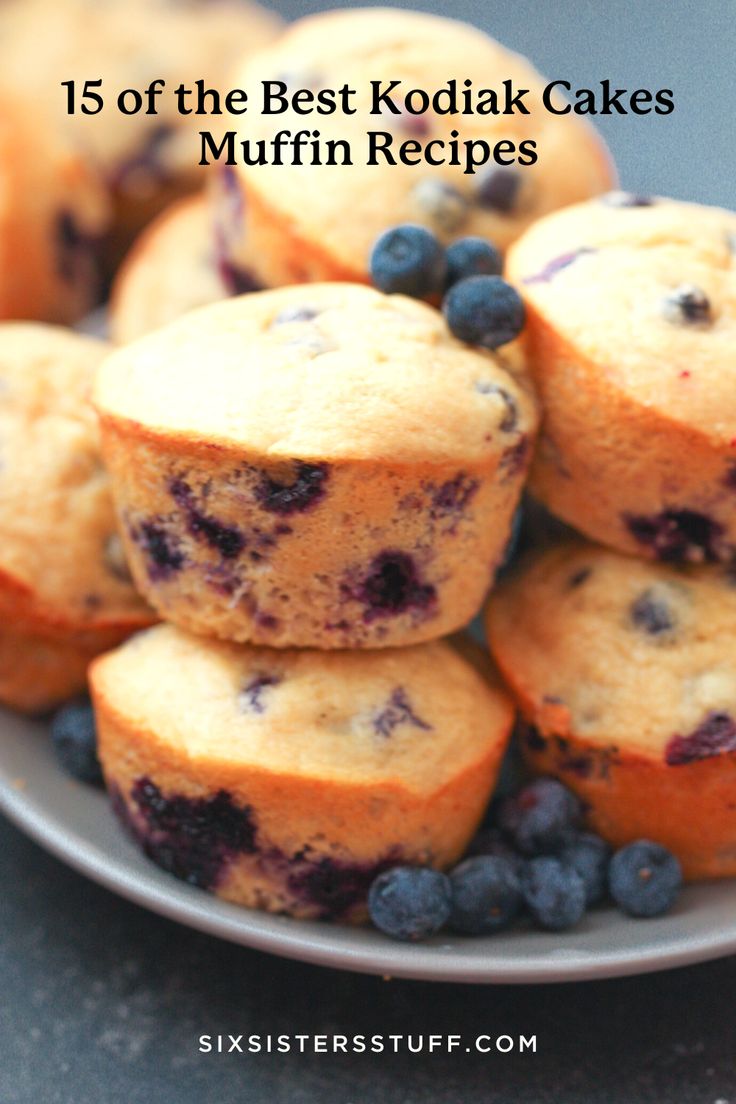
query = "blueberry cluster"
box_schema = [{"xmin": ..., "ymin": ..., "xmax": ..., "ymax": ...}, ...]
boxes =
[
  {"xmin": 367, "ymin": 777, "xmax": 683, "ymax": 941},
  {"xmin": 369, "ymin": 224, "xmax": 525, "ymax": 350}
]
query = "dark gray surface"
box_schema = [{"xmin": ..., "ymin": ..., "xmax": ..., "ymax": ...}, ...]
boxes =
[
  {"xmin": 2, "ymin": 817, "xmax": 736, "ymax": 1104},
  {"xmin": 4, "ymin": 1, "xmax": 736, "ymax": 1101}
]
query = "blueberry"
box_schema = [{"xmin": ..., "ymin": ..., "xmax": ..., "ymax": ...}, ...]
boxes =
[
  {"xmin": 630, "ymin": 588, "xmax": 676, "ymax": 636},
  {"xmin": 354, "ymin": 550, "xmax": 436, "ymax": 622},
  {"xmin": 465, "ymin": 828, "xmax": 525, "ymax": 875},
  {"xmin": 559, "ymin": 832, "xmax": 611, "ymax": 906},
  {"xmin": 475, "ymin": 167, "xmax": 521, "ymax": 213},
  {"xmin": 448, "ymin": 856, "xmax": 523, "ymax": 935},
  {"xmin": 661, "ymin": 284, "xmax": 712, "ymax": 325},
  {"xmin": 665, "ymin": 711, "xmax": 736, "ymax": 766},
  {"xmin": 369, "ymin": 224, "xmax": 446, "ymax": 298},
  {"xmin": 625, "ymin": 508, "xmax": 724, "ymax": 564},
  {"xmin": 255, "ymin": 462, "xmax": 329, "ymax": 515},
  {"xmin": 522, "ymin": 857, "xmax": 587, "ymax": 931},
  {"xmin": 443, "ymin": 276, "xmax": 525, "ymax": 349},
  {"xmin": 368, "ymin": 866, "xmax": 451, "ymax": 941},
  {"xmin": 498, "ymin": 777, "xmax": 582, "ymax": 855},
  {"xmin": 608, "ymin": 840, "xmax": 683, "ymax": 918},
  {"xmin": 50, "ymin": 700, "xmax": 103, "ymax": 785},
  {"xmin": 445, "ymin": 237, "xmax": 502, "ymax": 289}
]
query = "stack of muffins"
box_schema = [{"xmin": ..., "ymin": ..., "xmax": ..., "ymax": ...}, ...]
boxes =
[
  {"xmin": 89, "ymin": 282, "xmax": 536, "ymax": 919},
  {"xmin": 83, "ymin": 7, "xmax": 618, "ymax": 921},
  {"xmin": 487, "ymin": 196, "xmax": 736, "ymax": 881}
]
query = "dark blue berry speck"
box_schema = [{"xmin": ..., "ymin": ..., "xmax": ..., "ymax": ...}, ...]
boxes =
[
  {"xmin": 475, "ymin": 167, "xmax": 521, "ymax": 213},
  {"xmin": 445, "ymin": 237, "xmax": 502, "ymax": 289},
  {"xmin": 129, "ymin": 778, "xmax": 257, "ymax": 890},
  {"xmin": 369, "ymin": 224, "xmax": 446, "ymax": 299},
  {"xmin": 559, "ymin": 832, "xmax": 611, "ymax": 906},
  {"xmin": 354, "ymin": 550, "xmax": 436, "ymax": 622},
  {"xmin": 255, "ymin": 462, "xmax": 329, "ymax": 515},
  {"xmin": 498, "ymin": 777, "xmax": 582, "ymax": 856},
  {"xmin": 287, "ymin": 854, "xmax": 398, "ymax": 921},
  {"xmin": 608, "ymin": 840, "xmax": 683, "ymax": 918},
  {"xmin": 625, "ymin": 509, "xmax": 724, "ymax": 564},
  {"xmin": 137, "ymin": 521, "xmax": 185, "ymax": 580},
  {"xmin": 50, "ymin": 700, "xmax": 103, "ymax": 785},
  {"xmin": 368, "ymin": 866, "xmax": 451, "ymax": 941},
  {"xmin": 448, "ymin": 856, "xmax": 522, "ymax": 935},
  {"xmin": 443, "ymin": 275, "xmax": 525, "ymax": 349},
  {"xmin": 522, "ymin": 857, "xmax": 587, "ymax": 931},
  {"xmin": 630, "ymin": 589, "xmax": 676, "ymax": 636},
  {"xmin": 666, "ymin": 711, "xmax": 736, "ymax": 766},
  {"xmin": 661, "ymin": 284, "xmax": 711, "ymax": 325}
]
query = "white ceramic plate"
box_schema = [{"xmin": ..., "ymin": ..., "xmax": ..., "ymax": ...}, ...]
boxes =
[{"xmin": 2, "ymin": 708, "xmax": 736, "ymax": 984}]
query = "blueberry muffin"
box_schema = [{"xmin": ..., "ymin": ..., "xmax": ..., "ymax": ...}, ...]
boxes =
[
  {"xmin": 507, "ymin": 195, "xmax": 736, "ymax": 563},
  {"xmin": 0, "ymin": 325, "xmax": 154, "ymax": 713},
  {"xmin": 110, "ymin": 192, "xmax": 265, "ymax": 344},
  {"xmin": 0, "ymin": 97, "xmax": 108, "ymax": 323},
  {"xmin": 94, "ymin": 283, "xmax": 537, "ymax": 648},
  {"xmin": 487, "ymin": 541, "xmax": 736, "ymax": 879},
  {"xmin": 219, "ymin": 8, "xmax": 614, "ymax": 288},
  {"xmin": 91, "ymin": 623, "xmax": 513, "ymax": 920},
  {"xmin": 0, "ymin": 0, "xmax": 282, "ymax": 264}
]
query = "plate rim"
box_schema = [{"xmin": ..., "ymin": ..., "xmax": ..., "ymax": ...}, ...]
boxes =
[{"xmin": 4, "ymin": 767, "xmax": 736, "ymax": 985}]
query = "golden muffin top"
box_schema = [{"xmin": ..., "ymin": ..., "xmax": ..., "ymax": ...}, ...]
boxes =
[
  {"xmin": 228, "ymin": 7, "xmax": 613, "ymax": 273},
  {"xmin": 95, "ymin": 282, "xmax": 537, "ymax": 464},
  {"xmin": 507, "ymin": 195, "xmax": 736, "ymax": 439},
  {"xmin": 488, "ymin": 540, "xmax": 736, "ymax": 761},
  {"xmin": 91, "ymin": 623, "xmax": 513, "ymax": 793}
]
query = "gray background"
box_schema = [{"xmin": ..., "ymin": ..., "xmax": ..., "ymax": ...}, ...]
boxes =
[{"xmin": 3, "ymin": 2, "xmax": 736, "ymax": 1102}]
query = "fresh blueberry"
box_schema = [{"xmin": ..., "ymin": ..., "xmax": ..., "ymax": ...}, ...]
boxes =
[
  {"xmin": 443, "ymin": 276, "xmax": 525, "ymax": 349},
  {"xmin": 445, "ymin": 237, "xmax": 502, "ymax": 289},
  {"xmin": 498, "ymin": 777, "xmax": 582, "ymax": 855},
  {"xmin": 559, "ymin": 832, "xmax": 611, "ymax": 906},
  {"xmin": 369, "ymin": 224, "xmax": 446, "ymax": 298},
  {"xmin": 368, "ymin": 866, "xmax": 451, "ymax": 941},
  {"xmin": 465, "ymin": 828, "xmax": 525, "ymax": 875},
  {"xmin": 50, "ymin": 700, "xmax": 103, "ymax": 785},
  {"xmin": 448, "ymin": 856, "xmax": 523, "ymax": 935},
  {"xmin": 608, "ymin": 840, "xmax": 683, "ymax": 918},
  {"xmin": 522, "ymin": 857, "xmax": 587, "ymax": 931}
]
